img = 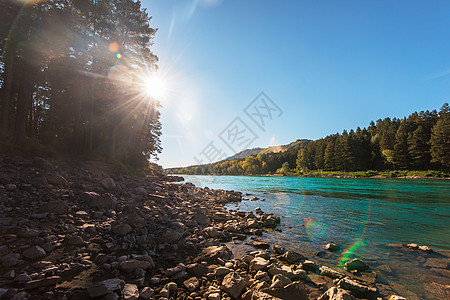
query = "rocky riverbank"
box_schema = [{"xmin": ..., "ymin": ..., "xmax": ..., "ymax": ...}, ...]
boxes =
[{"xmin": 0, "ymin": 156, "xmax": 411, "ymax": 299}]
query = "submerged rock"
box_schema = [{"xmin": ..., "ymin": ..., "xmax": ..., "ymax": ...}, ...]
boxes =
[{"xmin": 344, "ymin": 258, "xmax": 369, "ymax": 272}]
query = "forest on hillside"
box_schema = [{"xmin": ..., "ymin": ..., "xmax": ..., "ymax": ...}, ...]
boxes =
[
  {"xmin": 166, "ymin": 104, "xmax": 450, "ymax": 175},
  {"xmin": 0, "ymin": 0, "xmax": 162, "ymax": 167}
]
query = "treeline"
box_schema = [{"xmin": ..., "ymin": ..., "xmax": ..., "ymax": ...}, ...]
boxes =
[
  {"xmin": 0, "ymin": 0, "xmax": 161, "ymax": 167},
  {"xmin": 166, "ymin": 104, "xmax": 449, "ymax": 175},
  {"xmin": 167, "ymin": 146, "xmax": 305, "ymax": 175},
  {"xmin": 297, "ymin": 104, "xmax": 449, "ymax": 171}
]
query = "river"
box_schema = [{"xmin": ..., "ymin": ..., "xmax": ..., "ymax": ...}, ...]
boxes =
[{"xmin": 182, "ymin": 175, "xmax": 450, "ymax": 299}]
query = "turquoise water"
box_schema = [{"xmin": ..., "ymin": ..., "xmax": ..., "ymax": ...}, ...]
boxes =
[{"xmin": 182, "ymin": 175, "xmax": 450, "ymax": 299}]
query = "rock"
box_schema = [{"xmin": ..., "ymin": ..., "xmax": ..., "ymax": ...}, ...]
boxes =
[
  {"xmin": 388, "ymin": 296, "xmax": 407, "ymax": 300},
  {"xmin": 187, "ymin": 263, "xmax": 209, "ymax": 277},
  {"xmin": 301, "ymin": 260, "xmax": 316, "ymax": 272},
  {"xmin": 163, "ymin": 229, "xmax": 184, "ymax": 243},
  {"xmin": 112, "ymin": 223, "xmax": 133, "ymax": 236},
  {"xmin": 165, "ymin": 263, "xmax": 186, "ymax": 277},
  {"xmin": 23, "ymin": 246, "xmax": 46, "ymax": 260},
  {"xmin": 318, "ymin": 287, "xmax": 356, "ymax": 300},
  {"xmin": 270, "ymin": 274, "xmax": 292, "ymax": 288},
  {"xmin": 14, "ymin": 273, "xmax": 31, "ymax": 283},
  {"xmin": 183, "ymin": 277, "xmax": 200, "ymax": 292},
  {"xmin": 4, "ymin": 270, "xmax": 15, "ymax": 279},
  {"xmin": 250, "ymin": 257, "xmax": 270, "ymax": 272},
  {"xmin": 251, "ymin": 291, "xmax": 283, "ymax": 299},
  {"xmin": 119, "ymin": 260, "xmax": 153, "ymax": 273},
  {"xmin": 319, "ymin": 266, "xmax": 345, "ymax": 279},
  {"xmin": 24, "ymin": 276, "xmax": 60, "ymax": 289},
  {"xmin": 2, "ymin": 253, "xmax": 20, "ymax": 267},
  {"xmin": 262, "ymin": 281, "xmax": 308, "ymax": 300},
  {"xmin": 101, "ymin": 178, "xmax": 117, "ymax": 190},
  {"xmin": 418, "ymin": 245, "xmax": 433, "ymax": 253},
  {"xmin": 273, "ymin": 245, "xmax": 286, "ymax": 255},
  {"xmin": 6, "ymin": 184, "xmax": 17, "ymax": 191},
  {"xmin": 221, "ymin": 271, "xmax": 247, "ymax": 298},
  {"xmin": 40, "ymin": 200, "xmax": 68, "ymax": 215},
  {"xmin": 195, "ymin": 246, "xmax": 232, "ymax": 263},
  {"xmin": 336, "ymin": 277, "xmax": 377, "ymax": 296},
  {"xmin": 93, "ymin": 193, "xmax": 117, "ymax": 209},
  {"xmin": 280, "ymin": 250, "xmax": 304, "ymax": 264},
  {"xmin": 30, "ymin": 212, "xmax": 49, "ymax": 219},
  {"xmin": 208, "ymin": 292, "xmax": 221, "ymax": 300},
  {"xmin": 87, "ymin": 278, "xmax": 125, "ymax": 298},
  {"xmin": 46, "ymin": 173, "xmax": 69, "ymax": 186},
  {"xmin": 75, "ymin": 210, "xmax": 89, "ymax": 218},
  {"xmin": 259, "ymin": 214, "xmax": 280, "ymax": 228},
  {"xmin": 344, "ymin": 258, "xmax": 369, "ymax": 272},
  {"xmin": 204, "ymin": 226, "xmax": 221, "ymax": 238},
  {"xmin": 65, "ymin": 235, "xmax": 85, "ymax": 246},
  {"xmin": 140, "ymin": 287, "xmax": 154, "ymax": 299},
  {"xmin": 123, "ymin": 283, "xmax": 139, "ymax": 300},
  {"xmin": 253, "ymin": 241, "xmax": 270, "ymax": 249},
  {"xmin": 215, "ymin": 267, "xmax": 232, "ymax": 276},
  {"xmin": 325, "ymin": 243, "xmax": 340, "ymax": 252}
]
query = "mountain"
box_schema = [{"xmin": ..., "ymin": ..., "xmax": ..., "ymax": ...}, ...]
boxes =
[{"xmin": 225, "ymin": 139, "xmax": 311, "ymax": 160}]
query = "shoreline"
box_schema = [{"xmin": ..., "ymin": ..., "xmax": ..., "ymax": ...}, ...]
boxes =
[
  {"xmin": 169, "ymin": 173, "xmax": 450, "ymax": 180},
  {"xmin": 0, "ymin": 156, "xmax": 446, "ymax": 299}
]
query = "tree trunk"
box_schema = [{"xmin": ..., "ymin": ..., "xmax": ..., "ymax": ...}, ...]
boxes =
[
  {"xmin": 0, "ymin": 42, "xmax": 16, "ymax": 140},
  {"xmin": 14, "ymin": 65, "xmax": 33, "ymax": 145}
]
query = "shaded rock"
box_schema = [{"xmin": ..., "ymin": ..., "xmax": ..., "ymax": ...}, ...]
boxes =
[
  {"xmin": 93, "ymin": 193, "xmax": 117, "ymax": 209},
  {"xmin": 112, "ymin": 223, "xmax": 133, "ymax": 236},
  {"xmin": 65, "ymin": 235, "xmax": 84, "ymax": 246},
  {"xmin": 344, "ymin": 258, "xmax": 369, "ymax": 272},
  {"xmin": 46, "ymin": 173, "xmax": 69, "ymax": 186},
  {"xmin": 318, "ymin": 287, "xmax": 356, "ymax": 300},
  {"xmin": 221, "ymin": 271, "xmax": 247, "ymax": 298},
  {"xmin": 183, "ymin": 277, "xmax": 200, "ymax": 292},
  {"xmin": 204, "ymin": 226, "xmax": 220, "ymax": 238},
  {"xmin": 87, "ymin": 278, "xmax": 125, "ymax": 298},
  {"xmin": 301, "ymin": 260, "xmax": 317, "ymax": 272},
  {"xmin": 23, "ymin": 246, "xmax": 46, "ymax": 260},
  {"xmin": 14, "ymin": 273, "xmax": 31, "ymax": 283},
  {"xmin": 215, "ymin": 267, "xmax": 232, "ymax": 276},
  {"xmin": 325, "ymin": 243, "xmax": 340, "ymax": 252},
  {"xmin": 140, "ymin": 287, "xmax": 154, "ymax": 299},
  {"xmin": 162, "ymin": 229, "xmax": 184, "ymax": 243},
  {"xmin": 119, "ymin": 260, "xmax": 153, "ymax": 273},
  {"xmin": 101, "ymin": 178, "xmax": 117, "ymax": 190},
  {"xmin": 2, "ymin": 253, "xmax": 20, "ymax": 267},
  {"xmin": 251, "ymin": 291, "xmax": 283, "ymax": 300},
  {"xmin": 40, "ymin": 200, "xmax": 68, "ymax": 215},
  {"xmin": 187, "ymin": 263, "xmax": 209, "ymax": 277},
  {"xmin": 24, "ymin": 276, "xmax": 60, "ymax": 289},
  {"xmin": 123, "ymin": 283, "xmax": 139, "ymax": 300}
]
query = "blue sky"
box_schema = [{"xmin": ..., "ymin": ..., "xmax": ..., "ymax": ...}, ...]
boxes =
[{"xmin": 142, "ymin": 0, "xmax": 450, "ymax": 168}]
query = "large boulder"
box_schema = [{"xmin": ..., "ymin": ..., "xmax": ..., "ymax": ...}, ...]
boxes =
[
  {"xmin": 250, "ymin": 257, "xmax": 270, "ymax": 272},
  {"xmin": 221, "ymin": 272, "xmax": 247, "ymax": 298},
  {"xmin": 280, "ymin": 250, "xmax": 305, "ymax": 264},
  {"xmin": 112, "ymin": 223, "xmax": 133, "ymax": 236},
  {"xmin": 23, "ymin": 246, "xmax": 46, "ymax": 260}
]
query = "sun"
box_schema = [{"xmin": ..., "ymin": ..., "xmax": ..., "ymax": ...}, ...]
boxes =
[{"xmin": 143, "ymin": 74, "xmax": 167, "ymax": 99}]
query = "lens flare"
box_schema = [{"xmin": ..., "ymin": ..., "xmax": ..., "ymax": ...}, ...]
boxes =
[
  {"xmin": 304, "ymin": 218, "xmax": 329, "ymax": 241},
  {"xmin": 337, "ymin": 199, "xmax": 371, "ymax": 268}
]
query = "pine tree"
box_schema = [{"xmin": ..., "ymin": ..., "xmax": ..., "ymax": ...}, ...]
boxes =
[
  {"xmin": 407, "ymin": 126, "xmax": 430, "ymax": 169},
  {"xmin": 430, "ymin": 104, "xmax": 450, "ymax": 169},
  {"xmin": 393, "ymin": 121, "xmax": 410, "ymax": 169}
]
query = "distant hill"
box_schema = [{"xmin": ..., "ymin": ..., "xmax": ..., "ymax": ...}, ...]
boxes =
[{"xmin": 225, "ymin": 139, "xmax": 311, "ymax": 160}]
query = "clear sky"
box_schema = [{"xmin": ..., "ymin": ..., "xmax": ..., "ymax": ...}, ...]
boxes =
[{"xmin": 142, "ymin": 0, "xmax": 450, "ymax": 168}]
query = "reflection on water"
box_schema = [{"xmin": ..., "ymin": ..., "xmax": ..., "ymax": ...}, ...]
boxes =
[{"xmin": 183, "ymin": 175, "xmax": 450, "ymax": 300}]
